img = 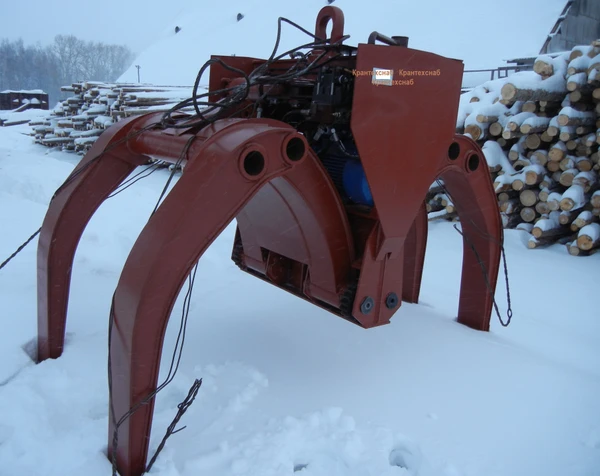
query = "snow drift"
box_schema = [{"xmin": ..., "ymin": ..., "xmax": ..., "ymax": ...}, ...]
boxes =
[{"xmin": 118, "ymin": 0, "xmax": 566, "ymax": 86}]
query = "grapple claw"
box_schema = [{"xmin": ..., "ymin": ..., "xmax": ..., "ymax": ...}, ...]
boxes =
[
  {"xmin": 37, "ymin": 114, "xmax": 157, "ymax": 361},
  {"xmin": 108, "ymin": 118, "xmax": 315, "ymax": 475},
  {"xmin": 438, "ymin": 134, "xmax": 503, "ymax": 330},
  {"xmin": 35, "ymin": 5, "xmax": 503, "ymax": 475}
]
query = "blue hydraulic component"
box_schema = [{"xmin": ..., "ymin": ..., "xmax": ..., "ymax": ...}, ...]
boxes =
[{"xmin": 342, "ymin": 160, "xmax": 374, "ymax": 206}]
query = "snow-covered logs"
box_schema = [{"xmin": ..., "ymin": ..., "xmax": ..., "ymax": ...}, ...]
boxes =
[
  {"xmin": 29, "ymin": 81, "xmax": 193, "ymax": 153},
  {"xmin": 448, "ymin": 40, "xmax": 600, "ymax": 256}
]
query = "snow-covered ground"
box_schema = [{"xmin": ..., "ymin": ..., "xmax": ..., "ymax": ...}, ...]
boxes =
[
  {"xmin": 1, "ymin": 117, "xmax": 599, "ymax": 476},
  {"xmin": 0, "ymin": 108, "xmax": 52, "ymax": 125}
]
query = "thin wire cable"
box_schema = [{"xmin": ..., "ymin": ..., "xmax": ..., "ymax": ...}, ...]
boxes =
[
  {"xmin": 434, "ymin": 179, "xmax": 513, "ymax": 326},
  {"xmin": 151, "ymin": 135, "xmax": 196, "ymax": 216},
  {"xmin": 108, "ymin": 262, "xmax": 200, "ymax": 476},
  {"xmin": 0, "ymin": 228, "xmax": 41, "ymax": 271},
  {"xmin": 145, "ymin": 378, "xmax": 203, "ymax": 472},
  {"xmin": 1, "ymin": 126, "xmax": 162, "ymax": 273},
  {"xmin": 107, "ymin": 163, "xmax": 162, "ymax": 199},
  {"xmin": 52, "ymin": 122, "xmax": 161, "ymax": 200}
]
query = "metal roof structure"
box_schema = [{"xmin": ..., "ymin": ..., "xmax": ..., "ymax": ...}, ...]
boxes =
[{"xmin": 540, "ymin": 0, "xmax": 600, "ymax": 54}]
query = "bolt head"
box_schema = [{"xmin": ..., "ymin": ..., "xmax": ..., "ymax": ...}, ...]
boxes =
[
  {"xmin": 385, "ymin": 292, "xmax": 399, "ymax": 310},
  {"xmin": 360, "ymin": 296, "xmax": 374, "ymax": 314}
]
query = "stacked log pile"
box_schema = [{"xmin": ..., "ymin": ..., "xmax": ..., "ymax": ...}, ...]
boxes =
[
  {"xmin": 30, "ymin": 81, "xmax": 194, "ymax": 153},
  {"xmin": 440, "ymin": 39, "xmax": 600, "ymax": 256}
]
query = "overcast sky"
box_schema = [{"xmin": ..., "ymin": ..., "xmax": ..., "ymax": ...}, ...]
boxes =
[
  {"xmin": 5, "ymin": 0, "xmax": 566, "ymax": 71},
  {"xmin": 2, "ymin": 0, "xmax": 186, "ymax": 54}
]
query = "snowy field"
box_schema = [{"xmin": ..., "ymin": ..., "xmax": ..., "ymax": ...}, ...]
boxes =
[{"xmin": 0, "ymin": 118, "xmax": 599, "ymax": 476}]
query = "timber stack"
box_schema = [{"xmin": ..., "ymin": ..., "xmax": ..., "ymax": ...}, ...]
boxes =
[
  {"xmin": 29, "ymin": 81, "xmax": 194, "ymax": 153},
  {"xmin": 445, "ymin": 39, "xmax": 600, "ymax": 256}
]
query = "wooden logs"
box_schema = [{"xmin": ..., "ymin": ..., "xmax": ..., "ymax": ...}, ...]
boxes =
[
  {"xmin": 576, "ymin": 223, "xmax": 600, "ymax": 250},
  {"xmin": 31, "ymin": 81, "xmax": 194, "ymax": 154}
]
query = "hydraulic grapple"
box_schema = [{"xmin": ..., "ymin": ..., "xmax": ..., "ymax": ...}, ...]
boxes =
[{"xmin": 36, "ymin": 6, "xmax": 502, "ymax": 476}]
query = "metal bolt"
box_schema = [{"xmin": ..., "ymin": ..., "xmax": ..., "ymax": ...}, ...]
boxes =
[
  {"xmin": 360, "ymin": 296, "xmax": 374, "ymax": 314},
  {"xmin": 385, "ymin": 292, "xmax": 399, "ymax": 309}
]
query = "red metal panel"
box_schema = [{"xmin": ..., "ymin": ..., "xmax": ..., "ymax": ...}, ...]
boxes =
[
  {"xmin": 351, "ymin": 44, "xmax": 463, "ymax": 260},
  {"xmin": 235, "ymin": 151, "xmax": 354, "ymax": 308},
  {"xmin": 402, "ymin": 202, "xmax": 428, "ymax": 303},
  {"xmin": 351, "ymin": 222, "xmax": 405, "ymax": 328}
]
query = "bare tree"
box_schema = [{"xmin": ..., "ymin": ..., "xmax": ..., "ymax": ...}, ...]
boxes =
[
  {"xmin": 0, "ymin": 35, "xmax": 135, "ymax": 106},
  {"xmin": 52, "ymin": 35, "xmax": 86, "ymax": 85}
]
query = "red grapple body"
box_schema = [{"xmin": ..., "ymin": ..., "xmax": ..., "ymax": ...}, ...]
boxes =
[{"xmin": 36, "ymin": 6, "xmax": 502, "ymax": 476}]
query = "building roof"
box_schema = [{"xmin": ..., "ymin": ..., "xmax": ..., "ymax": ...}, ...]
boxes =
[
  {"xmin": 503, "ymin": 50, "xmax": 571, "ymax": 64},
  {"xmin": 539, "ymin": 0, "xmax": 600, "ymax": 54}
]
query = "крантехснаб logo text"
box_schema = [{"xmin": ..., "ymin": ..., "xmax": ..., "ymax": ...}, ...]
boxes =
[{"xmin": 350, "ymin": 67, "xmax": 441, "ymax": 86}]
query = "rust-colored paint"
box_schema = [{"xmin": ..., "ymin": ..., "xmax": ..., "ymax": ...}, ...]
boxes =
[
  {"xmin": 37, "ymin": 114, "xmax": 151, "ymax": 361},
  {"xmin": 108, "ymin": 119, "xmax": 313, "ymax": 476},
  {"xmin": 36, "ymin": 6, "xmax": 502, "ymax": 476}
]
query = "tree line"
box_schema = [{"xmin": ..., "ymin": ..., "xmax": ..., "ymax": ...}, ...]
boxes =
[{"xmin": 0, "ymin": 35, "xmax": 135, "ymax": 107}]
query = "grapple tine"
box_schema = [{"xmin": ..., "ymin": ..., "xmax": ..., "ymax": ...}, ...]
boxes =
[
  {"xmin": 107, "ymin": 119, "xmax": 313, "ymax": 476},
  {"xmin": 439, "ymin": 134, "xmax": 503, "ymax": 331},
  {"xmin": 37, "ymin": 114, "xmax": 158, "ymax": 361}
]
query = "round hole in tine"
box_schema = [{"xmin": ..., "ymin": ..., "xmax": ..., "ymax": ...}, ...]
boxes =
[
  {"xmin": 468, "ymin": 153, "xmax": 480, "ymax": 172},
  {"xmin": 243, "ymin": 151, "xmax": 265, "ymax": 176},
  {"xmin": 286, "ymin": 137, "xmax": 305, "ymax": 162},
  {"xmin": 448, "ymin": 142, "xmax": 460, "ymax": 160}
]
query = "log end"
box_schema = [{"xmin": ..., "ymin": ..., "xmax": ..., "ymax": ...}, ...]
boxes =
[
  {"xmin": 559, "ymin": 198, "xmax": 576, "ymax": 211},
  {"xmin": 464, "ymin": 124, "xmax": 483, "ymax": 141},
  {"xmin": 512, "ymin": 179, "xmax": 525, "ymax": 191},
  {"xmin": 500, "ymin": 83, "xmax": 517, "ymax": 102},
  {"xmin": 557, "ymin": 114, "xmax": 569, "ymax": 127},
  {"xmin": 576, "ymin": 235, "xmax": 594, "ymax": 251}
]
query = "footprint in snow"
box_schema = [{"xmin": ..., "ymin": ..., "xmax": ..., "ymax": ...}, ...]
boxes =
[{"xmin": 389, "ymin": 439, "xmax": 424, "ymax": 475}]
